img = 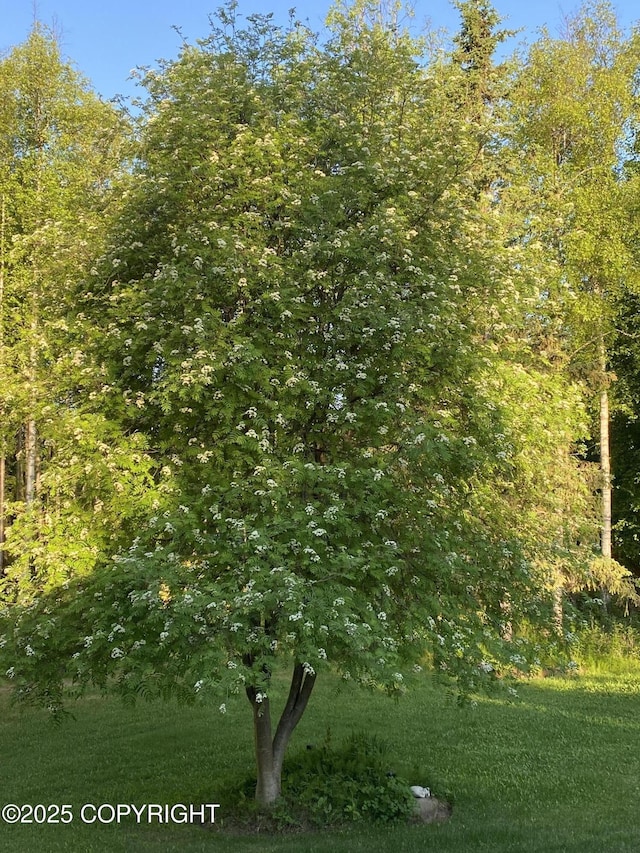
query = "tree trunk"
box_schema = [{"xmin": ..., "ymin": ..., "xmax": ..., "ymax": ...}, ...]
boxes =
[
  {"xmin": 25, "ymin": 269, "xmax": 39, "ymax": 508},
  {"xmin": 246, "ymin": 662, "xmax": 317, "ymax": 807},
  {"xmin": 499, "ymin": 594, "xmax": 513, "ymax": 641},
  {"xmin": 24, "ymin": 418, "xmax": 37, "ymax": 507},
  {"xmin": 599, "ymin": 338, "xmax": 612, "ymax": 610},
  {"xmin": 600, "ymin": 375, "xmax": 612, "ymax": 561},
  {"xmin": 552, "ymin": 582, "xmax": 564, "ymax": 636},
  {"xmin": 251, "ymin": 691, "xmax": 279, "ymax": 805}
]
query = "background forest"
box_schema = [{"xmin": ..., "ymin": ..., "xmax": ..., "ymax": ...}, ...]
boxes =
[{"xmin": 2, "ymin": 0, "xmax": 640, "ymax": 822}]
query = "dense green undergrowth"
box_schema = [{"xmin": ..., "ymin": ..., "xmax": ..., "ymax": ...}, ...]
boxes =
[
  {"xmin": 226, "ymin": 730, "xmax": 417, "ymax": 831},
  {"xmin": 2, "ymin": 660, "xmax": 640, "ymax": 852},
  {"xmin": 571, "ymin": 622, "xmax": 640, "ymax": 673}
]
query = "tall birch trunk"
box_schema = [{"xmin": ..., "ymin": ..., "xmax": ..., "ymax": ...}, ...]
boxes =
[
  {"xmin": 25, "ymin": 288, "xmax": 38, "ymax": 508},
  {"xmin": 24, "ymin": 417, "xmax": 37, "ymax": 506},
  {"xmin": 552, "ymin": 581, "xmax": 564, "ymax": 636},
  {"xmin": 25, "ymin": 90, "xmax": 44, "ymax": 512},
  {"xmin": 599, "ymin": 352, "xmax": 612, "ymax": 562},
  {"xmin": 599, "ymin": 337, "xmax": 612, "ymax": 612}
]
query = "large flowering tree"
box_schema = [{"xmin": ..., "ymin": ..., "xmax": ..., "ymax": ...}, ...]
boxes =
[{"xmin": 1, "ymin": 3, "xmax": 591, "ymax": 805}]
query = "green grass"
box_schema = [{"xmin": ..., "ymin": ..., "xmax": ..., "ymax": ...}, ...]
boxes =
[{"xmin": 2, "ymin": 668, "xmax": 640, "ymax": 852}]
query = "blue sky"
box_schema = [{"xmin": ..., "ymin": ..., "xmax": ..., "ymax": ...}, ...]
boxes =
[{"xmin": 2, "ymin": 0, "xmax": 639, "ymax": 101}]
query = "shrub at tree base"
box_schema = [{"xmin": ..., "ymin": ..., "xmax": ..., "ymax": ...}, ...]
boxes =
[{"xmin": 225, "ymin": 732, "xmax": 419, "ymax": 830}]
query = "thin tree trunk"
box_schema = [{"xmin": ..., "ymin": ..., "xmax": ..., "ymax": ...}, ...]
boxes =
[
  {"xmin": 15, "ymin": 427, "xmax": 24, "ymax": 502},
  {"xmin": 499, "ymin": 594, "xmax": 513, "ymax": 642},
  {"xmin": 552, "ymin": 582, "xmax": 564, "ymax": 636},
  {"xmin": 25, "ymin": 269, "xmax": 38, "ymax": 508},
  {"xmin": 600, "ymin": 374, "xmax": 612, "ymax": 561},
  {"xmin": 24, "ymin": 418, "xmax": 37, "ymax": 507},
  {"xmin": 246, "ymin": 662, "xmax": 317, "ymax": 807},
  {"xmin": 25, "ymin": 95, "xmax": 44, "ymax": 513},
  {"xmin": 599, "ymin": 338, "xmax": 612, "ymax": 610}
]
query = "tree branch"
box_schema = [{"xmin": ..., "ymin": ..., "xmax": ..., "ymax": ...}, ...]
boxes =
[{"xmin": 272, "ymin": 662, "xmax": 317, "ymax": 761}]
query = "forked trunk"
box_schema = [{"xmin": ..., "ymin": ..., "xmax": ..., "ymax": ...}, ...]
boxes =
[{"xmin": 246, "ymin": 662, "xmax": 317, "ymax": 807}]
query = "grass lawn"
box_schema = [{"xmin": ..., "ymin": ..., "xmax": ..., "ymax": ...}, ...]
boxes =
[{"xmin": 1, "ymin": 667, "xmax": 640, "ymax": 852}]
